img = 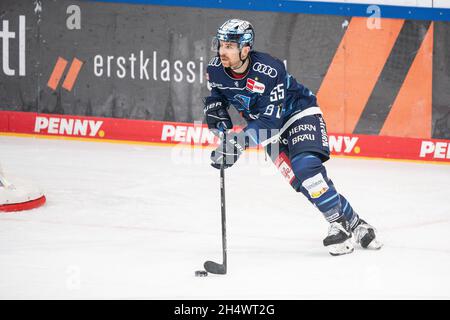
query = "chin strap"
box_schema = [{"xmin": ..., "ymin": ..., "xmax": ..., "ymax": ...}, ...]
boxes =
[{"xmin": 230, "ymin": 50, "xmax": 248, "ymax": 71}]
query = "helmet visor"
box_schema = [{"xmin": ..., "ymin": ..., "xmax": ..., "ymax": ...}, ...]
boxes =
[{"xmin": 210, "ymin": 36, "xmax": 241, "ymax": 52}]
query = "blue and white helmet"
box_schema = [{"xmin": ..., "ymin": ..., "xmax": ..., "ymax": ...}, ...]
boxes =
[{"xmin": 212, "ymin": 19, "xmax": 255, "ymax": 51}]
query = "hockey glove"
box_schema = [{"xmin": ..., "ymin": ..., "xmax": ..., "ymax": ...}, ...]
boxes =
[
  {"xmin": 211, "ymin": 131, "xmax": 248, "ymax": 169},
  {"xmin": 203, "ymin": 96, "xmax": 233, "ymax": 135}
]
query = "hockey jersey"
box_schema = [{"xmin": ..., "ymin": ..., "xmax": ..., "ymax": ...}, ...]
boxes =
[{"xmin": 206, "ymin": 51, "xmax": 320, "ymax": 145}]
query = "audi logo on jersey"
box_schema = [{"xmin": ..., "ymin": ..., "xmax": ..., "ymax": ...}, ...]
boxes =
[{"xmin": 252, "ymin": 62, "xmax": 278, "ymax": 78}]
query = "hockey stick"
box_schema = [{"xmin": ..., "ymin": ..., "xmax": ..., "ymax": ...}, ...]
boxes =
[{"xmin": 204, "ymin": 132, "xmax": 228, "ymax": 275}]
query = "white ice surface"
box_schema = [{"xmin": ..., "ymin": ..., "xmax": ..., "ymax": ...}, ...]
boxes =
[{"xmin": 0, "ymin": 135, "xmax": 449, "ymax": 299}]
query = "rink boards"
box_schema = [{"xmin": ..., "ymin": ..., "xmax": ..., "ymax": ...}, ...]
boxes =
[
  {"xmin": 0, "ymin": 111, "xmax": 448, "ymax": 163},
  {"xmin": 0, "ymin": 0, "xmax": 449, "ymax": 163}
]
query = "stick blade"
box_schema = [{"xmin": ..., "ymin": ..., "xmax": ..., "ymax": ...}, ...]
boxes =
[{"xmin": 204, "ymin": 261, "xmax": 226, "ymax": 275}]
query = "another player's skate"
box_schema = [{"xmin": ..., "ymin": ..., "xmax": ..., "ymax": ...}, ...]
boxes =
[
  {"xmin": 323, "ymin": 216, "xmax": 354, "ymax": 256},
  {"xmin": 353, "ymin": 219, "xmax": 383, "ymax": 250}
]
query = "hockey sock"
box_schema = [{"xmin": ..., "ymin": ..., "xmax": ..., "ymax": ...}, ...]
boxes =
[
  {"xmin": 339, "ymin": 194, "xmax": 360, "ymax": 230},
  {"xmin": 291, "ymin": 152, "xmax": 358, "ymax": 225}
]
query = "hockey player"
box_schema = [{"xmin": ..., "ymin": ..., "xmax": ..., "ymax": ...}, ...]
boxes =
[{"xmin": 203, "ymin": 19, "xmax": 382, "ymax": 256}]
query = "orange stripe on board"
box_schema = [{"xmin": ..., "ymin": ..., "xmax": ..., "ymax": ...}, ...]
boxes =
[
  {"xmin": 47, "ymin": 57, "xmax": 68, "ymax": 91},
  {"xmin": 317, "ymin": 18, "xmax": 404, "ymax": 134},
  {"xmin": 62, "ymin": 58, "xmax": 83, "ymax": 91},
  {"xmin": 380, "ymin": 23, "xmax": 433, "ymax": 139}
]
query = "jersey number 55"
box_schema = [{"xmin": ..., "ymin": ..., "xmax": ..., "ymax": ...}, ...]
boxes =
[{"xmin": 270, "ymin": 83, "xmax": 284, "ymax": 102}]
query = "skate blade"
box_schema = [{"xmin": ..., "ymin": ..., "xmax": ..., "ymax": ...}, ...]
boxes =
[{"xmin": 327, "ymin": 239, "xmax": 354, "ymax": 256}]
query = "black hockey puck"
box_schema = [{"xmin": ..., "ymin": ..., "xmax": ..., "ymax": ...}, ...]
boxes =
[{"xmin": 195, "ymin": 270, "xmax": 208, "ymax": 277}]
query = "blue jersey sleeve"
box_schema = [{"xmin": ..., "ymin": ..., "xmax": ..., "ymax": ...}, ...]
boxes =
[{"xmin": 206, "ymin": 65, "xmax": 229, "ymax": 104}]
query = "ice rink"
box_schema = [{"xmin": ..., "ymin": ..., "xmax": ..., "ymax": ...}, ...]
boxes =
[{"xmin": 1, "ymin": 135, "xmax": 449, "ymax": 299}]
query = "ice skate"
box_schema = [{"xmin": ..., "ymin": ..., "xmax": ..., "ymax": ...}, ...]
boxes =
[
  {"xmin": 323, "ymin": 217, "xmax": 354, "ymax": 256},
  {"xmin": 353, "ymin": 219, "xmax": 383, "ymax": 250}
]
